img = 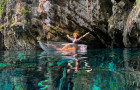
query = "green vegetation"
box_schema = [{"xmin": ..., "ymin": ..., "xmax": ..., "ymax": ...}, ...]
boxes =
[
  {"xmin": 24, "ymin": 20, "xmax": 27, "ymax": 23},
  {"xmin": 136, "ymin": 0, "xmax": 140, "ymax": 4},
  {"xmin": 10, "ymin": 20, "xmax": 15, "ymax": 27},
  {"xmin": 12, "ymin": 20, "xmax": 15, "ymax": 24},
  {"xmin": 0, "ymin": 25, "xmax": 4, "ymax": 29},
  {"xmin": 0, "ymin": 0, "xmax": 7, "ymax": 16},
  {"xmin": 20, "ymin": 8, "xmax": 31, "ymax": 15}
]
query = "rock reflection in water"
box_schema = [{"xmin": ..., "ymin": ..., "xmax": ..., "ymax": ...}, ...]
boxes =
[{"xmin": 0, "ymin": 49, "xmax": 139, "ymax": 90}]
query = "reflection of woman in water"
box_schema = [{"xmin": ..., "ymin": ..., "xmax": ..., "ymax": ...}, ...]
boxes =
[
  {"xmin": 67, "ymin": 54, "xmax": 92, "ymax": 73},
  {"xmin": 57, "ymin": 32, "xmax": 90, "ymax": 51}
]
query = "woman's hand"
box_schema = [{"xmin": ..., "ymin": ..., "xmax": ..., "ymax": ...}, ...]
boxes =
[
  {"xmin": 66, "ymin": 34, "xmax": 73, "ymax": 41},
  {"xmin": 83, "ymin": 32, "xmax": 90, "ymax": 37},
  {"xmin": 87, "ymin": 32, "xmax": 90, "ymax": 35}
]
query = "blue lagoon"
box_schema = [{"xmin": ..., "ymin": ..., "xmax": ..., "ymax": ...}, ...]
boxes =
[{"xmin": 0, "ymin": 48, "xmax": 140, "ymax": 90}]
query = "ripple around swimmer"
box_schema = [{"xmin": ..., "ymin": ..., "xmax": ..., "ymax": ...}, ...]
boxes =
[{"xmin": 0, "ymin": 48, "xmax": 139, "ymax": 90}]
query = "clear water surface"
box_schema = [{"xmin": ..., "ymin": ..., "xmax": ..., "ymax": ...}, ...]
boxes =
[{"xmin": 0, "ymin": 48, "xmax": 140, "ymax": 90}]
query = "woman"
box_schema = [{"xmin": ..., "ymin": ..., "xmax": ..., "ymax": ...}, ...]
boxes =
[
  {"xmin": 47, "ymin": 32, "xmax": 90, "ymax": 51},
  {"xmin": 59, "ymin": 32, "xmax": 90, "ymax": 51}
]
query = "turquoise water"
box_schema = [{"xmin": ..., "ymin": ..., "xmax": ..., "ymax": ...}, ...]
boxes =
[{"xmin": 0, "ymin": 48, "xmax": 140, "ymax": 90}]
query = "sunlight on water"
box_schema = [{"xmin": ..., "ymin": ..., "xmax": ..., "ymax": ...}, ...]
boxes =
[{"xmin": 0, "ymin": 48, "xmax": 140, "ymax": 90}]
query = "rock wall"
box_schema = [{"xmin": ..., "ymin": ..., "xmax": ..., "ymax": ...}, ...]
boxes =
[
  {"xmin": 0, "ymin": 0, "xmax": 46, "ymax": 50},
  {"xmin": 0, "ymin": 0, "xmax": 140, "ymax": 50},
  {"xmin": 123, "ymin": 2, "xmax": 140, "ymax": 47},
  {"xmin": 0, "ymin": 31, "xmax": 4, "ymax": 50}
]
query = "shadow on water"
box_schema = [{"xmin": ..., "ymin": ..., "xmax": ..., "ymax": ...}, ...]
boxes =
[{"xmin": 0, "ymin": 48, "xmax": 140, "ymax": 90}]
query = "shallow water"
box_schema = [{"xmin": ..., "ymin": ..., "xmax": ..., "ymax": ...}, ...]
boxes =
[{"xmin": 0, "ymin": 48, "xmax": 140, "ymax": 90}]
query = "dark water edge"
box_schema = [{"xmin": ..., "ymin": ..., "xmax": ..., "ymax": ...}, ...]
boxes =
[{"xmin": 0, "ymin": 48, "xmax": 140, "ymax": 90}]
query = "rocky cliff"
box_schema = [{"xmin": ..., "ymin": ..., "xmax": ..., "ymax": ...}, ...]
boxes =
[{"xmin": 0, "ymin": 0, "xmax": 140, "ymax": 50}]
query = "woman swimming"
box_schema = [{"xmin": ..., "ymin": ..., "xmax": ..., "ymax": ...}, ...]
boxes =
[
  {"xmin": 59, "ymin": 32, "xmax": 90, "ymax": 51},
  {"xmin": 47, "ymin": 32, "xmax": 90, "ymax": 51}
]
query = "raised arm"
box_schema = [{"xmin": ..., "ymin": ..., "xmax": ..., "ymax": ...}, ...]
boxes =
[
  {"xmin": 66, "ymin": 34, "xmax": 74, "ymax": 41},
  {"xmin": 77, "ymin": 32, "xmax": 90, "ymax": 41}
]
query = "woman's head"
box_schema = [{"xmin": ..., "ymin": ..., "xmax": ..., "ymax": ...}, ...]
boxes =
[{"xmin": 73, "ymin": 33, "xmax": 78, "ymax": 38}]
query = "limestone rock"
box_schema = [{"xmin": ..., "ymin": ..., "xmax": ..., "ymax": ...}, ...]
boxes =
[
  {"xmin": 123, "ymin": 2, "xmax": 140, "ymax": 47},
  {"xmin": 0, "ymin": 0, "xmax": 139, "ymax": 50}
]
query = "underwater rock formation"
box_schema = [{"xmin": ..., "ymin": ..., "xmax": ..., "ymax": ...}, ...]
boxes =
[{"xmin": 0, "ymin": 0, "xmax": 140, "ymax": 50}]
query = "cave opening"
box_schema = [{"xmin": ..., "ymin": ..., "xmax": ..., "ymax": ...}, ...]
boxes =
[
  {"xmin": 115, "ymin": 0, "xmax": 121, "ymax": 3},
  {"xmin": 115, "ymin": 0, "xmax": 136, "ymax": 3},
  {"xmin": 129, "ymin": 0, "xmax": 136, "ymax": 2}
]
